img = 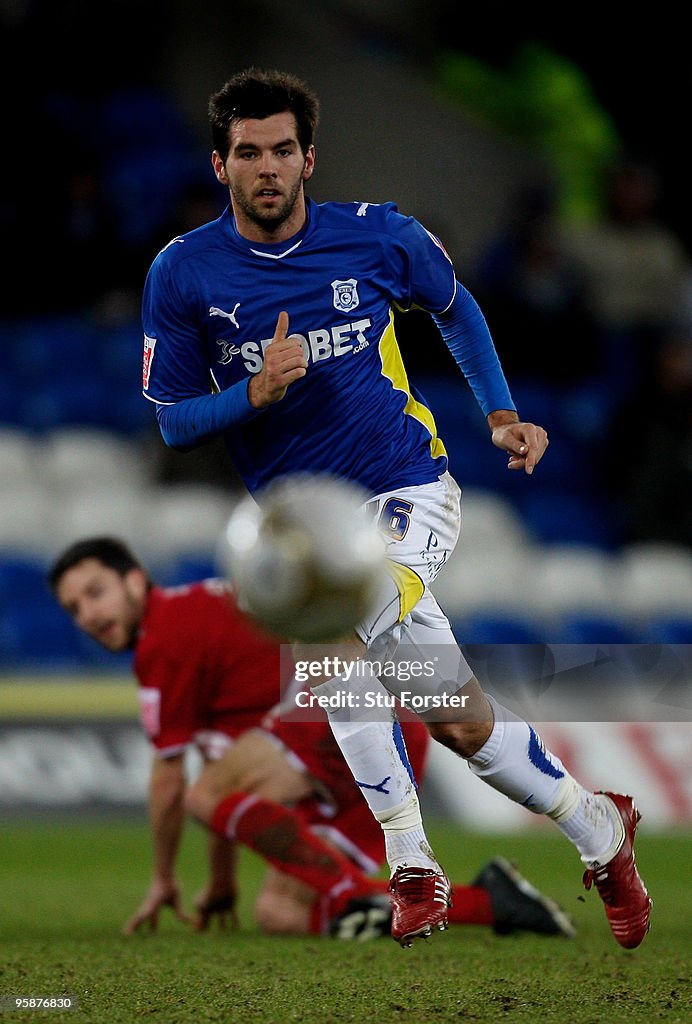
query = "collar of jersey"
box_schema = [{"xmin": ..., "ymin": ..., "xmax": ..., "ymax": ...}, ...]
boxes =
[{"xmin": 230, "ymin": 198, "xmax": 313, "ymax": 261}]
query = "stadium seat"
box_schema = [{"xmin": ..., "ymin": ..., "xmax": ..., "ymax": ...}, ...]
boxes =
[
  {"xmin": 47, "ymin": 485, "xmax": 149, "ymax": 556},
  {"xmin": 0, "ymin": 428, "xmax": 41, "ymax": 488},
  {"xmin": 97, "ymin": 88, "xmax": 195, "ymax": 153},
  {"xmin": 0, "ymin": 600, "xmax": 85, "ymax": 669},
  {"xmin": 510, "ymin": 428, "xmax": 594, "ymax": 494},
  {"xmin": 101, "ymin": 387, "xmax": 157, "ymax": 436},
  {"xmin": 74, "ymin": 628, "xmax": 134, "ymax": 672},
  {"xmin": 431, "ymin": 545, "xmax": 533, "ymax": 619},
  {"xmin": 557, "ymin": 379, "xmax": 616, "ymax": 444},
  {"xmin": 523, "ymin": 544, "xmax": 619, "ymax": 620},
  {"xmin": 515, "ymin": 489, "xmax": 621, "ymax": 549},
  {"xmin": 459, "ymin": 488, "xmax": 532, "ymax": 551},
  {"xmin": 0, "ymin": 376, "xmax": 22, "ymax": 426},
  {"xmin": 15, "ymin": 374, "xmax": 113, "ymax": 431},
  {"xmin": 105, "ymin": 147, "xmax": 201, "ymax": 247},
  {"xmin": 551, "ymin": 612, "xmax": 638, "ymax": 644},
  {"xmin": 140, "ymin": 484, "xmax": 239, "ymax": 560},
  {"xmin": 616, "ymin": 542, "xmax": 692, "ymax": 619},
  {"xmin": 634, "ymin": 616, "xmax": 692, "ymax": 644},
  {"xmin": 0, "ymin": 555, "xmax": 51, "ymax": 610},
  {"xmin": 0, "ymin": 486, "xmax": 56, "ymax": 557},
  {"xmin": 451, "ymin": 613, "xmax": 545, "ymax": 645},
  {"xmin": 6, "ymin": 315, "xmax": 95, "ymax": 381},
  {"xmin": 40, "ymin": 427, "xmax": 149, "ymax": 491},
  {"xmin": 502, "ymin": 378, "xmax": 559, "ymax": 435},
  {"xmin": 92, "ymin": 320, "xmax": 157, "ymax": 435},
  {"xmin": 162, "ymin": 552, "xmax": 223, "ymax": 587}
]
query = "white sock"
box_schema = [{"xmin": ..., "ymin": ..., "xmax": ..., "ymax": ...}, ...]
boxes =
[
  {"xmin": 375, "ymin": 795, "xmax": 441, "ymax": 874},
  {"xmin": 554, "ymin": 790, "xmax": 619, "ymax": 864},
  {"xmin": 469, "ymin": 697, "xmax": 619, "ymax": 862},
  {"xmin": 468, "ymin": 696, "xmax": 569, "ymax": 813},
  {"xmin": 312, "ymin": 670, "xmax": 439, "ymax": 873}
]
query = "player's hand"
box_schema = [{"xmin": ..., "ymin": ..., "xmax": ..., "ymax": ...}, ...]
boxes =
[
  {"xmin": 122, "ymin": 879, "xmax": 192, "ymax": 936},
  {"xmin": 191, "ymin": 886, "xmax": 239, "ymax": 932},
  {"xmin": 248, "ymin": 311, "xmax": 307, "ymax": 408},
  {"xmin": 490, "ymin": 420, "xmax": 549, "ymax": 475}
]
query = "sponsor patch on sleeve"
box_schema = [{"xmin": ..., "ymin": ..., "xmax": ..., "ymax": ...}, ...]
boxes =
[
  {"xmin": 142, "ymin": 334, "xmax": 157, "ymax": 390},
  {"xmin": 138, "ymin": 686, "xmax": 161, "ymax": 737}
]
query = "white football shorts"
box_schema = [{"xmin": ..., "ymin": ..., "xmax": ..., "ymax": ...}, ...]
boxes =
[{"xmin": 356, "ymin": 471, "xmax": 474, "ymax": 702}]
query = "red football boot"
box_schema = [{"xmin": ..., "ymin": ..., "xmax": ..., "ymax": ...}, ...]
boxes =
[
  {"xmin": 388, "ymin": 866, "xmax": 452, "ymax": 948},
  {"xmin": 582, "ymin": 792, "xmax": 652, "ymax": 949}
]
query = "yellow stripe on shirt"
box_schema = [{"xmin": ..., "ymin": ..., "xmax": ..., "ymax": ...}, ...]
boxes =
[{"xmin": 378, "ymin": 312, "xmax": 448, "ymax": 462}]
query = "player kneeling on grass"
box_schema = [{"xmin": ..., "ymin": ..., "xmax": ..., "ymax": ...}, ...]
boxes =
[{"xmin": 49, "ymin": 536, "xmax": 573, "ymax": 941}]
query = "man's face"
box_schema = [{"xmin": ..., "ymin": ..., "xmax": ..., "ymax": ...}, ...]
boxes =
[
  {"xmin": 55, "ymin": 558, "xmax": 147, "ymax": 652},
  {"xmin": 213, "ymin": 111, "xmax": 315, "ymax": 239}
]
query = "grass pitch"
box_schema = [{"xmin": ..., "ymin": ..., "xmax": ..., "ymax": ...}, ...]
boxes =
[{"xmin": 1, "ymin": 819, "xmax": 690, "ymax": 1023}]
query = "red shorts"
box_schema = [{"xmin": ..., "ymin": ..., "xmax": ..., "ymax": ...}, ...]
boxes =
[{"xmin": 262, "ymin": 709, "xmax": 430, "ymax": 874}]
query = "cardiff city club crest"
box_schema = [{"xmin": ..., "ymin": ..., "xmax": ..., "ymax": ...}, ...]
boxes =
[{"xmin": 331, "ymin": 278, "xmax": 360, "ymax": 313}]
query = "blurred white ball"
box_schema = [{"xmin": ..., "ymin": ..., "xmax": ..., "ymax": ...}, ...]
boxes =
[{"xmin": 222, "ymin": 474, "xmax": 386, "ymax": 642}]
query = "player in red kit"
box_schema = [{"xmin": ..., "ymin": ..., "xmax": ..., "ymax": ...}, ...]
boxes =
[{"xmin": 49, "ymin": 536, "xmax": 574, "ymax": 940}]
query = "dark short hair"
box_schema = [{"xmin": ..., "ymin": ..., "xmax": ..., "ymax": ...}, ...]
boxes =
[
  {"xmin": 48, "ymin": 536, "xmax": 146, "ymax": 592},
  {"xmin": 209, "ymin": 66, "xmax": 320, "ymax": 160}
]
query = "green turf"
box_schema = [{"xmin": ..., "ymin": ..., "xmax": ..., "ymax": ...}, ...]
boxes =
[{"xmin": 1, "ymin": 819, "xmax": 690, "ymax": 1023}]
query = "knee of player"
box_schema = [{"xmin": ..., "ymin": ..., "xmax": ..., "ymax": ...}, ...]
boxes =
[
  {"xmin": 427, "ymin": 718, "xmax": 492, "ymax": 759},
  {"xmin": 184, "ymin": 778, "xmax": 213, "ymax": 823},
  {"xmin": 254, "ymin": 891, "xmax": 308, "ymax": 935}
]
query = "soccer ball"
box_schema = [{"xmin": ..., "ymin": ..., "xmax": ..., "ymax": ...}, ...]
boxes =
[{"xmin": 222, "ymin": 474, "xmax": 386, "ymax": 642}]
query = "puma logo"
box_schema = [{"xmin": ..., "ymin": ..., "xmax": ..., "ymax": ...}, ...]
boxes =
[
  {"xmin": 356, "ymin": 775, "xmax": 391, "ymax": 795},
  {"xmin": 209, "ymin": 304, "xmax": 240, "ymax": 329}
]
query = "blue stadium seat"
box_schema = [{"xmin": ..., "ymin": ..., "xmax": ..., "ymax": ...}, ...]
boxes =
[
  {"xmin": 505, "ymin": 379, "xmax": 560, "ymax": 433},
  {"xmin": 7, "ymin": 315, "xmax": 95, "ymax": 382},
  {"xmin": 100, "ymin": 386, "xmax": 156, "ymax": 435},
  {"xmin": 452, "ymin": 613, "xmax": 545, "ymax": 645},
  {"xmin": 0, "ymin": 556, "xmax": 51, "ymax": 608},
  {"xmin": 515, "ymin": 490, "xmax": 621, "ymax": 549},
  {"xmin": 74, "ymin": 630, "xmax": 134, "ymax": 673},
  {"xmin": 0, "ymin": 601, "xmax": 85, "ymax": 669},
  {"xmin": 511, "ymin": 429, "xmax": 594, "ymax": 494},
  {"xmin": 97, "ymin": 88, "xmax": 195, "ymax": 153},
  {"xmin": 105, "ymin": 148, "xmax": 201, "ymax": 246},
  {"xmin": 162, "ymin": 553, "xmax": 222, "ymax": 587},
  {"xmin": 15, "ymin": 372, "xmax": 113, "ymax": 430},
  {"xmin": 642, "ymin": 617, "xmax": 692, "ymax": 643},
  {"xmin": 551, "ymin": 613, "xmax": 638, "ymax": 644},
  {"xmin": 556, "ymin": 379, "xmax": 616, "ymax": 444},
  {"xmin": 0, "ymin": 377, "xmax": 22, "ymax": 426}
]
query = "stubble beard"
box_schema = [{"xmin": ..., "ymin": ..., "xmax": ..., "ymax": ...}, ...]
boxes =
[{"xmin": 232, "ymin": 177, "xmax": 304, "ymax": 235}]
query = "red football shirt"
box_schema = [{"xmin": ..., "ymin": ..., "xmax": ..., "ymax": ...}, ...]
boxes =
[{"xmin": 133, "ymin": 578, "xmax": 282, "ymax": 757}]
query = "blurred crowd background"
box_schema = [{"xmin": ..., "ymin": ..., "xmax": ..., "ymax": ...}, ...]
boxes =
[{"xmin": 1, "ymin": 0, "xmax": 691, "ymax": 671}]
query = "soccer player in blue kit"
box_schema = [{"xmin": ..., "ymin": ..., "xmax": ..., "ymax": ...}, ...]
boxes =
[{"xmin": 141, "ymin": 67, "xmax": 651, "ymax": 950}]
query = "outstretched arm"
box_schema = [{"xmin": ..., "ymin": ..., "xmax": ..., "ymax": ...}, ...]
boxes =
[
  {"xmin": 123, "ymin": 753, "xmax": 192, "ymax": 935},
  {"xmin": 192, "ymin": 834, "xmax": 239, "ymax": 931},
  {"xmin": 432, "ymin": 282, "xmax": 549, "ymax": 474}
]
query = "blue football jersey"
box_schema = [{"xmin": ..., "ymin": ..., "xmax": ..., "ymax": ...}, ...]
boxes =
[{"xmin": 142, "ymin": 198, "xmax": 457, "ymax": 496}]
